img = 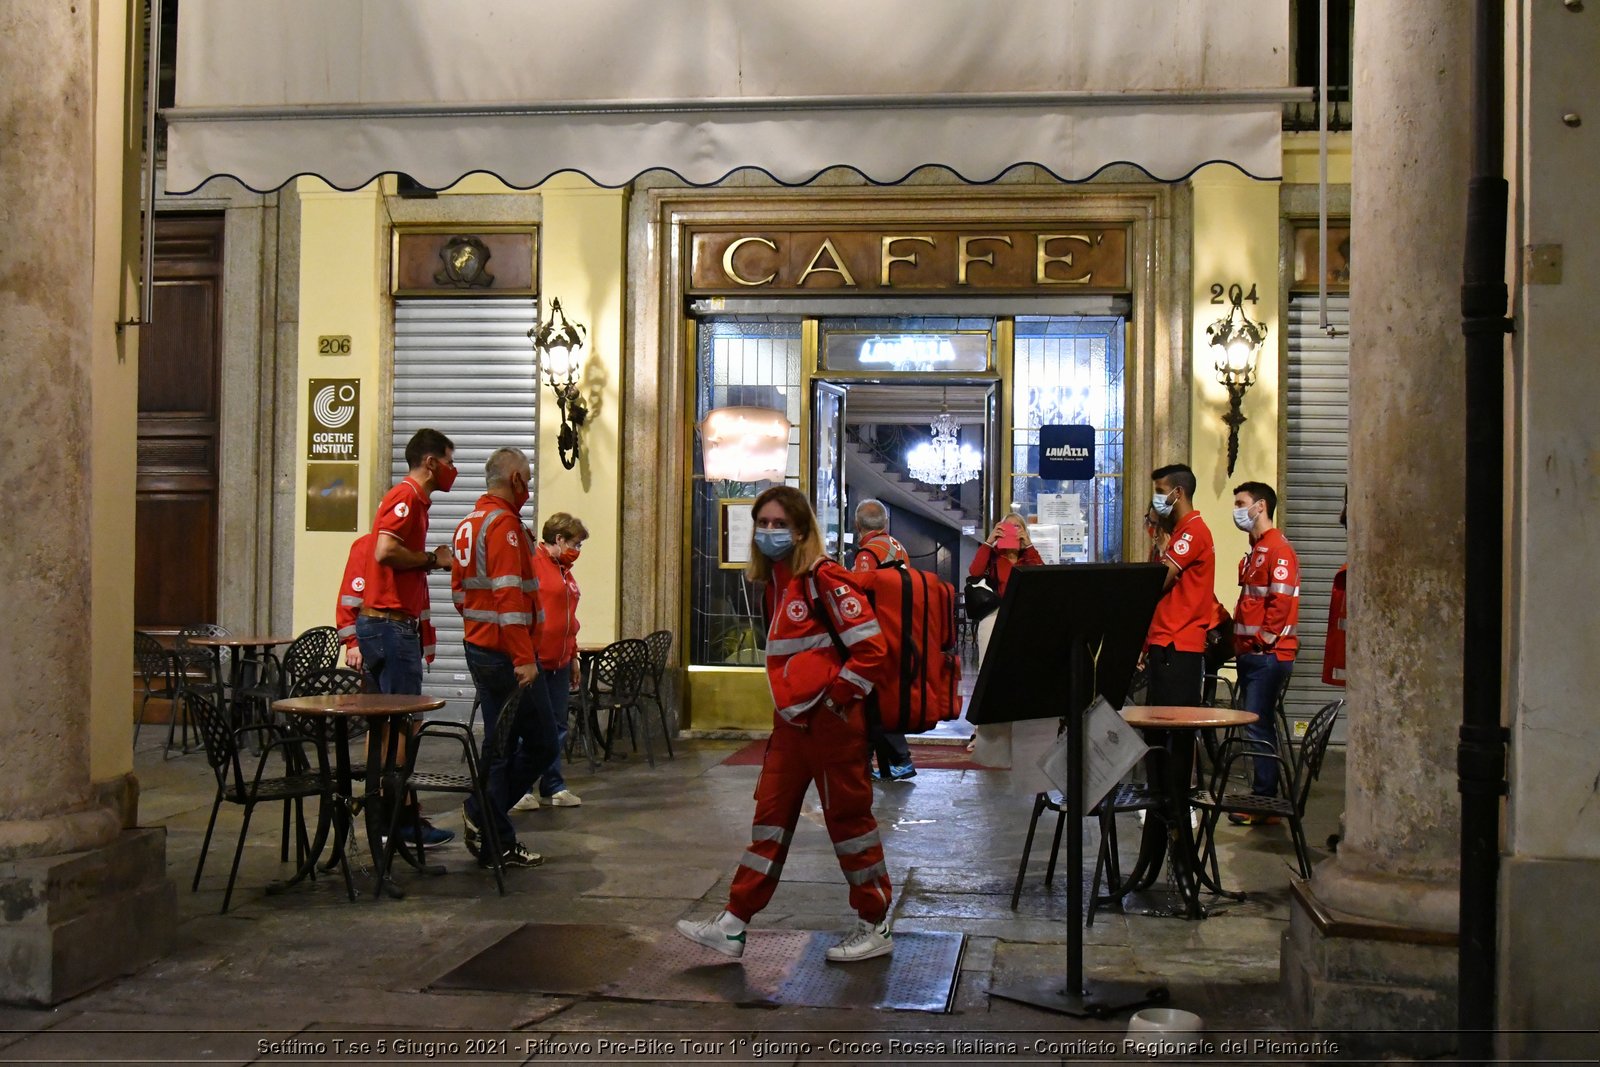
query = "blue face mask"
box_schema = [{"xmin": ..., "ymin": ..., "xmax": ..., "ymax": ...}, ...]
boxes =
[{"xmin": 754, "ymin": 527, "xmax": 795, "ymax": 560}]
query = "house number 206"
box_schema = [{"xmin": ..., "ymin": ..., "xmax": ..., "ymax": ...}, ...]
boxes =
[{"xmin": 1210, "ymin": 282, "xmax": 1259, "ymax": 305}]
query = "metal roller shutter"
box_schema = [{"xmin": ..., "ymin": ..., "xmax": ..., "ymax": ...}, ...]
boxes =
[
  {"xmin": 1282, "ymin": 294, "xmax": 1349, "ymax": 740},
  {"xmin": 392, "ymin": 298, "xmax": 540, "ymax": 718}
]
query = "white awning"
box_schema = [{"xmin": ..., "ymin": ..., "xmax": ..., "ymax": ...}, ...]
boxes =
[{"xmin": 167, "ymin": 0, "xmax": 1299, "ymax": 195}]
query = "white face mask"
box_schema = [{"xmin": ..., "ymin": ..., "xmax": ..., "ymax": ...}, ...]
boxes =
[
  {"xmin": 1152, "ymin": 490, "xmax": 1175, "ymax": 518},
  {"xmin": 1233, "ymin": 505, "xmax": 1255, "ymax": 532}
]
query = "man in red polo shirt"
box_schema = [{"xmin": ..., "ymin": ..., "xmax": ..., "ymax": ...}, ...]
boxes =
[
  {"xmin": 1144, "ymin": 463, "xmax": 1215, "ymax": 707},
  {"xmin": 1230, "ymin": 480, "xmax": 1301, "ymax": 813}
]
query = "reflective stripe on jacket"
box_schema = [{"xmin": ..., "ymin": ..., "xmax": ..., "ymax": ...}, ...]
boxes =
[
  {"xmin": 763, "ymin": 559, "xmax": 889, "ymax": 724},
  {"xmin": 1233, "ymin": 526, "xmax": 1301, "ymax": 660},
  {"xmin": 449, "ymin": 495, "xmax": 540, "ymax": 666},
  {"xmin": 338, "ymin": 532, "xmax": 437, "ymax": 664}
]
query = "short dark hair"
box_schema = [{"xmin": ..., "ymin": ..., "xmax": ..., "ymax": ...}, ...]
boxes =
[
  {"xmin": 1232, "ymin": 481, "xmax": 1278, "ymax": 520},
  {"xmin": 1151, "ymin": 463, "xmax": 1196, "ymax": 499},
  {"xmin": 405, "ymin": 428, "xmax": 454, "ymax": 469}
]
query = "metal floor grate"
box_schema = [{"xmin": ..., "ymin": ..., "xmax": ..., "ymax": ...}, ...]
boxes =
[{"xmin": 428, "ymin": 923, "xmax": 964, "ymax": 1012}]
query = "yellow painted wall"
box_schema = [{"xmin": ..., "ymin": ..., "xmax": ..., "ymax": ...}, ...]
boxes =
[
  {"xmin": 1189, "ymin": 165, "xmax": 1282, "ymax": 607},
  {"xmin": 535, "ymin": 176, "xmax": 627, "ymax": 646},
  {"xmin": 90, "ymin": 0, "xmax": 141, "ymax": 782},
  {"xmin": 290, "ymin": 180, "xmax": 387, "ymax": 634},
  {"xmin": 1282, "ymin": 131, "xmax": 1354, "ymax": 185}
]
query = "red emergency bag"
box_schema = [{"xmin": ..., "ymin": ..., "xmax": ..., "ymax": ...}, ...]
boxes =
[{"xmin": 852, "ymin": 562, "xmax": 963, "ymax": 734}]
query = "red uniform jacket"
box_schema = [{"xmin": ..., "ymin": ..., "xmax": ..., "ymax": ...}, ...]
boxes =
[
  {"xmin": 763, "ymin": 559, "xmax": 889, "ymax": 724},
  {"xmin": 532, "ymin": 542, "xmax": 581, "ymax": 670},
  {"xmin": 1323, "ymin": 564, "xmax": 1347, "ymax": 685},
  {"xmin": 1233, "ymin": 526, "xmax": 1301, "ymax": 661},
  {"xmin": 852, "ymin": 531, "xmax": 909, "ymax": 571},
  {"xmin": 968, "ymin": 542, "xmax": 1044, "ymax": 597},
  {"xmin": 449, "ymin": 495, "xmax": 540, "ymax": 667},
  {"xmin": 337, "ymin": 533, "xmax": 436, "ymax": 663}
]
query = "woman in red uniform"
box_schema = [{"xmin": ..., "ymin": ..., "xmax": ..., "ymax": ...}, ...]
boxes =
[
  {"xmin": 964, "ymin": 513, "xmax": 1044, "ymax": 762},
  {"xmin": 677, "ymin": 486, "xmax": 893, "ymax": 963}
]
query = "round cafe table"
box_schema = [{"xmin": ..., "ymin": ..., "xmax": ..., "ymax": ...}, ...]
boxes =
[
  {"xmin": 188, "ymin": 634, "xmax": 295, "ymax": 726},
  {"xmin": 1109, "ymin": 704, "xmax": 1258, "ymax": 920},
  {"xmin": 272, "ymin": 693, "xmax": 445, "ymax": 900}
]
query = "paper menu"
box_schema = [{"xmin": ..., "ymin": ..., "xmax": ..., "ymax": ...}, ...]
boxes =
[
  {"xmin": 1027, "ymin": 524, "xmax": 1060, "ymax": 565},
  {"xmin": 1037, "ymin": 493, "xmax": 1081, "ymax": 526},
  {"xmin": 1037, "ymin": 698, "xmax": 1151, "ymax": 814}
]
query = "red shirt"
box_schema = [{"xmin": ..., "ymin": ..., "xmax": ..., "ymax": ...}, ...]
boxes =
[
  {"xmin": 969, "ymin": 542, "xmax": 1045, "ymax": 597},
  {"xmin": 532, "ymin": 542, "xmax": 581, "ymax": 670},
  {"xmin": 338, "ymin": 533, "xmax": 437, "ymax": 662},
  {"xmin": 1323, "ymin": 564, "xmax": 1347, "ymax": 685},
  {"xmin": 363, "ymin": 477, "xmax": 431, "ymax": 617},
  {"xmin": 1233, "ymin": 526, "xmax": 1301, "ymax": 661},
  {"xmin": 852, "ymin": 531, "xmax": 909, "ymax": 571},
  {"xmin": 1145, "ymin": 509, "xmax": 1215, "ymax": 653}
]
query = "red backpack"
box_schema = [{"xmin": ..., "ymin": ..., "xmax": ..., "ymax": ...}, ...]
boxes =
[{"xmin": 852, "ymin": 562, "xmax": 963, "ymax": 734}]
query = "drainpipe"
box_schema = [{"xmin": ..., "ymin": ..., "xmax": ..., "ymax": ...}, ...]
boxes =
[{"xmin": 1457, "ymin": 0, "xmax": 1512, "ymax": 1061}]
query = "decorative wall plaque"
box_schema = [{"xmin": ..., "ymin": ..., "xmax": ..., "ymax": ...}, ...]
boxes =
[{"xmin": 393, "ymin": 227, "xmax": 538, "ymax": 296}]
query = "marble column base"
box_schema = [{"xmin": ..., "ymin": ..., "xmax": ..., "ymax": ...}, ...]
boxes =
[
  {"xmin": 1281, "ymin": 874, "xmax": 1458, "ymax": 1058},
  {"xmin": 0, "ymin": 827, "xmax": 176, "ymax": 1006},
  {"xmin": 1498, "ymin": 856, "xmax": 1600, "ymax": 1063}
]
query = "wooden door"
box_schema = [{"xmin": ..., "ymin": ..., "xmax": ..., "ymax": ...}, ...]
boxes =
[{"xmin": 135, "ymin": 215, "xmax": 223, "ymax": 629}]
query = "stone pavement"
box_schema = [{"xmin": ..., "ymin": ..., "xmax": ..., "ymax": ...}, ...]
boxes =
[{"xmin": 0, "ymin": 728, "xmax": 1354, "ymax": 1065}]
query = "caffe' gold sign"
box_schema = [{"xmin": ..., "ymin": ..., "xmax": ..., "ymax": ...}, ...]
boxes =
[{"xmin": 689, "ymin": 226, "xmax": 1127, "ymax": 294}]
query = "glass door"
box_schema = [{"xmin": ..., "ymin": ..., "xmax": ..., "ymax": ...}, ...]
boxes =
[{"xmin": 811, "ymin": 381, "xmax": 847, "ymax": 560}]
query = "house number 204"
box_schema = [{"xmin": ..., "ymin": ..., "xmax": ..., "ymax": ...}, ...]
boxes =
[{"xmin": 1210, "ymin": 282, "xmax": 1259, "ymax": 305}]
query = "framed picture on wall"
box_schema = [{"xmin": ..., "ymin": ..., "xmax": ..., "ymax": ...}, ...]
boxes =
[{"xmin": 719, "ymin": 498, "xmax": 756, "ymax": 569}]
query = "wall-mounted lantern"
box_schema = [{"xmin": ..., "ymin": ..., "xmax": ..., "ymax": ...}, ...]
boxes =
[
  {"xmin": 529, "ymin": 298, "xmax": 587, "ymax": 470},
  {"xmin": 1207, "ymin": 288, "xmax": 1268, "ymax": 476}
]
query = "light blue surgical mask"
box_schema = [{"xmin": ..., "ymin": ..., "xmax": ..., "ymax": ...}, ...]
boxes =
[
  {"xmin": 1233, "ymin": 505, "xmax": 1255, "ymax": 532},
  {"xmin": 1152, "ymin": 490, "xmax": 1175, "ymax": 518},
  {"xmin": 754, "ymin": 527, "xmax": 794, "ymax": 560}
]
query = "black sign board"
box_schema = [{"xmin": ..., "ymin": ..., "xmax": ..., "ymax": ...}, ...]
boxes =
[
  {"xmin": 1038, "ymin": 424, "xmax": 1095, "ymax": 481},
  {"xmin": 307, "ymin": 379, "xmax": 361, "ymax": 462}
]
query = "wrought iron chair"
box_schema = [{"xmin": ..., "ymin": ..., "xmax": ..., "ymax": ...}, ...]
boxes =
[
  {"xmin": 1010, "ymin": 782, "xmax": 1156, "ymax": 924},
  {"xmin": 133, "ymin": 631, "xmax": 180, "ymax": 748},
  {"xmin": 376, "ymin": 697, "xmax": 510, "ymax": 896},
  {"xmin": 638, "ymin": 629, "xmax": 676, "ymax": 760},
  {"xmin": 1192, "ymin": 698, "xmax": 1344, "ymax": 881},
  {"xmin": 184, "ymin": 690, "xmax": 344, "ymax": 912},
  {"xmin": 166, "ymin": 642, "xmax": 228, "ymax": 757},
  {"xmin": 240, "ymin": 626, "xmax": 341, "ymax": 720},
  {"xmin": 592, "ymin": 638, "xmax": 655, "ymax": 767}
]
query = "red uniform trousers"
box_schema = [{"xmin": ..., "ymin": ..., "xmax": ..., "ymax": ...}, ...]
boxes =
[{"xmin": 727, "ymin": 701, "xmax": 892, "ymax": 924}]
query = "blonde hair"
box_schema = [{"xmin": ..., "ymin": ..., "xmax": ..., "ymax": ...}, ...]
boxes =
[
  {"xmin": 744, "ymin": 485, "xmax": 827, "ymax": 582},
  {"xmin": 541, "ymin": 512, "xmax": 590, "ymax": 544},
  {"xmin": 998, "ymin": 512, "xmax": 1030, "ymax": 556}
]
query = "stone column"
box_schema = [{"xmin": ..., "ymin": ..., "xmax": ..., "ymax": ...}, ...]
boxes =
[
  {"xmin": 1280, "ymin": 0, "xmax": 1468, "ymax": 1049},
  {"xmin": 0, "ymin": 0, "xmax": 175, "ymax": 1005}
]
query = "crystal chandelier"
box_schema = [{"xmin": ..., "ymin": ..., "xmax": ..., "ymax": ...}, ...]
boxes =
[{"xmin": 906, "ymin": 404, "xmax": 982, "ymax": 489}]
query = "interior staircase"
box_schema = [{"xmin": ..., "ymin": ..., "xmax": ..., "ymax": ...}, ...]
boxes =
[{"xmin": 844, "ymin": 433, "xmax": 979, "ymax": 533}]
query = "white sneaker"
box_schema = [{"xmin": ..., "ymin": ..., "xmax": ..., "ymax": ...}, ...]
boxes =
[
  {"xmin": 825, "ymin": 918, "xmax": 893, "ymax": 963},
  {"xmin": 675, "ymin": 913, "xmax": 746, "ymax": 958},
  {"xmin": 511, "ymin": 792, "xmax": 540, "ymax": 812},
  {"xmin": 548, "ymin": 789, "xmax": 582, "ymax": 808}
]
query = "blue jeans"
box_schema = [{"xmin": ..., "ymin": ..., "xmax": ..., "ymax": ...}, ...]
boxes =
[
  {"xmin": 463, "ymin": 643, "xmax": 559, "ymax": 848},
  {"xmin": 1235, "ymin": 653, "xmax": 1295, "ymax": 796},
  {"xmin": 355, "ymin": 615, "xmax": 423, "ymax": 695},
  {"xmin": 537, "ymin": 662, "xmax": 573, "ymax": 797}
]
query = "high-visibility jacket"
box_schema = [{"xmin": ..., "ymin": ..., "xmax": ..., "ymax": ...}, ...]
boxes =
[
  {"xmin": 763, "ymin": 559, "xmax": 889, "ymax": 724},
  {"xmin": 1232, "ymin": 526, "xmax": 1301, "ymax": 661},
  {"xmin": 531, "ymin": 541, "xmax": 581, "ymax": 670},
  {"xmin": 1322, "ymin": 564, "xmax": 1347, "ymax": 685},
  {"xmin": 448, "ymin": 495, "xmax": 540, "ymax": 667},
  {"xmin": 337, "ymin": 533, "xmax": 436, "ymax": 662},
  {"xmin": 852, "ymin": 531, "xmax": 909, "ymax": 572}
]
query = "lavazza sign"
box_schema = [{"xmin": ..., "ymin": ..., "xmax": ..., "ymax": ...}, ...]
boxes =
[{"xmin": 688, "ymin": 225, "xmax": 1128, "ymax": 294}]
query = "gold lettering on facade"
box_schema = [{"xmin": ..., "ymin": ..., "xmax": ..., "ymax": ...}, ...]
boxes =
[
  {"xmin": 879, "ymin": 235, "xmax": 937, "ymax": 287},
  {"xmin": 1035, "ymin": 233, "xmax": 1094, "ymax": 285},
  {"xmin": 796, "ymin": 237, "xmax": 858, "ymax": 287},
  {"xmin": 721, "ymin": 236, "xmax": 779, "ymax": 287},
  {"xmin": 957, "ymin": 235, "xmax": 1013, "ymax": 285}
]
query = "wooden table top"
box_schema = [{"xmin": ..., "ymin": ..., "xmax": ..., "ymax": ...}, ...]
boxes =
[
  {"xmin": 1120, "ymin": 705, "xmax": 1258, "ymax": 729},
  {"xmin": 189, "ymin": 635, "xmax": 296, "ymax": 648},
  {"xmin": 272, "ymin": 694, "xmax": 445, "ymax": 718}
]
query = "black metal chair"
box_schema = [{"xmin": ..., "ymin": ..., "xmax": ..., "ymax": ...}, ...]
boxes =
[
  {"xmin": 133, "ymin": 631, "xmax": 180, "ymax": 748},
  {"xmin": 592, "ymin": 638, "xmax": 655, "ymax": 767},
  {"xmin": 638, "ymin": 629, "xmax": 676, "ymax": 760},
  {"xmin": 285, "ymin": 666, "xmax": 368, "ymax": 758},
  {"xmin": 1192, "ymin": 698, "xmax": 1344, "ymax": 881},
  {"xmin": 185, "ymin": 690, "xmax": 344, "ymax": 912},
  {"xmin": 1010, "ymin": 782, "xmax": 1155, "ymax": 923},
  {"xmin": 377, "ymin": 701, "xmax": 510, "ymax": 896},
  {"xmin": 240, "ymin": 626, "xmax": 341, "ymax": 718},
  {"xmin": 165, "ymin": 643, "xmax": 227, "ymax": 758}
]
